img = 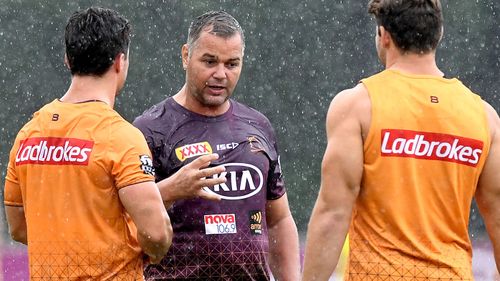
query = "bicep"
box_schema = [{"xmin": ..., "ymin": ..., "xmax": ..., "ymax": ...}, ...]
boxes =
[
  {"xmin": 476, "ymin": 103, "xmax": 500, "ymax": 217},
  {"xmin": 266, "ymin": 193, "xmax": 293, "ymax": 227}
]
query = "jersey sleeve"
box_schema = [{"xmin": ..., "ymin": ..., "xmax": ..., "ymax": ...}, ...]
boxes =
[
  {"xmin": 110, "ymin": 123, "xmax": 155, "ymax": 189},
  {"xmin": 263, "ymin": 120, "xmax": 286, "ymax": 200},
  {"xmin": 4, "ymin": 134, "xmax": 24, "ymax": 207}
]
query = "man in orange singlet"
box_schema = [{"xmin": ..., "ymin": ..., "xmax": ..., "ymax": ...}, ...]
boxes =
[
  {"xmin": 303, "ymin": 0, "xmax": 500, "ymax": 280},
  {"xmin": 3, "ymin": 7, "xmax": 224, "ymax": 280}
]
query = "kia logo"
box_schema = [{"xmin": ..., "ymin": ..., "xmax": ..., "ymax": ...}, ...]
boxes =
[{"xmin": 203, "ymin": 163, "xmax": 263, "ymax": 200}]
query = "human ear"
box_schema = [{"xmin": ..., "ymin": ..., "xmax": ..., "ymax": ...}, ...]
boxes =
[{"xmin": 181, "ymin": 44, "xmax": 189, "ymax": 70}]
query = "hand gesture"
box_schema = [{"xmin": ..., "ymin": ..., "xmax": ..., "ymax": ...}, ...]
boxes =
[{"xmin": 158, "ymin": 153, "xmax": 225, "ymax": 205}]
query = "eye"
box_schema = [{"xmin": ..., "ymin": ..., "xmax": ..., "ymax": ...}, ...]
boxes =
[
  {"xmin": 204, "ymin": 59, "xmax": 216, "ymax": 66},
  {"xmin": 227, "ymin": 62, "xmax": 240, "ymax": 69}
]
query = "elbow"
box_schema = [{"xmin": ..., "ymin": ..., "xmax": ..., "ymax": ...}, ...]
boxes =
[
  {"xmin": 142, "ymin": 223, "xmax": 173, "ymax": 258},
  {"xmin": 9, "ymin": 228, "xmax": 27, "ymax": 245},
  {"xmin": 160, "ymin": 224, "xmax": 173, "ymax": 254},
  {"xmin": 149, "ymin": 226, "xmax": 173, "ymax": 256}
]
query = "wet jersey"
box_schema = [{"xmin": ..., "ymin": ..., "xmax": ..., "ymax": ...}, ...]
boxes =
[
  {"xmin": 4, "ymin": 100, "xmax": 155, "ymax": 280},
  {"xmin": 347, "ymin": 70, "xmax": 491, "ymax": 280},
  {"xmin": 133, "ymin": 97, "xmax": 286, "ymax": 280}
]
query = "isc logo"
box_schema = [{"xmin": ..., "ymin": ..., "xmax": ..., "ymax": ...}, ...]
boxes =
[
  {"xmin": 216, "ymin": 142, "xmax": 239, "ymax": 151},
  {"xmin": 203, "ymin": 163, "xmax": 263, "ymax": 200},
  {"xmin": 175, "ymin": 141, "xmax": 212, "ymax": 162}
]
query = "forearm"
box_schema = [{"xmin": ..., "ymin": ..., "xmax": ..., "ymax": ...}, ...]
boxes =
[
  {"xmin": 302, "ymin": 206, "xmax": 351, "ymax": 280},
  {"xmin": 481, "ymin": 211, "xmax": 500, "ymax": 273},
  {"xmin": 268, "ymin": 215, "xmax": 300, "ymax": 281},
  {"xmin": 5, "ymin": 206, "xmax": 28, "ymax": 245}
]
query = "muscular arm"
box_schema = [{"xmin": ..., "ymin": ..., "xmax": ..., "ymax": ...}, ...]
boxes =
[
  {"xmin": 119, "ymin": 181, "xmax": 172, "ymax": 263},
  {"xmin": 5, "ymin": 205, "xmax": 27, "ymax": 245},
  {"xmin": 266, "ymin": 193, "xmax": 300, "ymax": 281},
  {"xmin": 475, "ymin": 101, "xmax": 500, "ymax": 273},
  {"xmin": 302, "ymin": 87, "xmax": 366, "ymax": 280}
]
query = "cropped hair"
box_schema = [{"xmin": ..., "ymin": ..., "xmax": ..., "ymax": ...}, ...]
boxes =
[
  {"xmin": 187, "ymin": 10, "xmax": 245, "ymax": 55},
  {"xmin": 368, "ymin": 0, "xmax": 443, "ymax": 53},
  {"xmin": 65, "ymin": 7, "xmax": 131, "ymax": 76}
]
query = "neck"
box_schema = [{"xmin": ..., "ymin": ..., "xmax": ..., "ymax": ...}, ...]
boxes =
[
  {"xmin": 60, "ymin": 74, "xmax": 117, "ymax": 108},
  {"xmin": 173, "ymin": 84, "xmax": 230, "ymax": 117},
  {"xmin": 385, "ymin": 50, "xmax": 443, "ymax": 77}
]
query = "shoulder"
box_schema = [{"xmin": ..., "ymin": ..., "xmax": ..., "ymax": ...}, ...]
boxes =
[
  {"xmin": 132, "ymin": 98, "xmax": 179, "ymax": 139},
  {"xmin": 231, "ymin": 99, "xmax": 274, "ymax": 130},
  {"xmin": 482, "ymin": 101, "xmax": 500, "ymax": 140},
  {"xmin": 133, "ymin": 99, "xmax": 169, "ymax": 127},
  {"xmin": 108, "ymin": 117, "xmax": 150, "ymax": 152},
  {"xmin": 328, "ymin": 83, "xmax": 370, "ymax": 117},
  {"xmin": 15, "ymin": 101, "xmax": 54, "ymax": 137},
  {"xmin": 232, "ymin": 100, "xmax": 270, "ymax": 121},
  {"xmin": 102, "ymin": 110, "xmax": 144, "ymax": 139},
  {"xmin": 326, "ymin": 83, "xmax": 371, "ymax": 137}
]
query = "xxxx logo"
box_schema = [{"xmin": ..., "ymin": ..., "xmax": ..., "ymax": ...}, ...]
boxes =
[{"xmin": 175, "ymin": 141, "xmax": 212, "ymax": 161}]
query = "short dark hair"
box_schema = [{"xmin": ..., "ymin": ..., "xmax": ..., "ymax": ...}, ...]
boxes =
[
  {"xmin": 368, "ymin": 0, "xmax": 443, "ymax": 53},
  {"xmin": 187, "ymin": 10, "xmax": 245, "ymax": 55},
  {"xmin": 64, "ymin": 7, "xmax": 131, "ymax": 76}
]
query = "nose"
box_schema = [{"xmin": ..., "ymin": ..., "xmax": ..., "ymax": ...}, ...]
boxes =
[{"xmin": 213, "ymin": 64, "xmax": 227, "ymax": 80}]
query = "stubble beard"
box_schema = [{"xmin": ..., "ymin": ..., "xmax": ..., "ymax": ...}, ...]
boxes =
[{"xmin": 193, "ymin": 88, "xmax": 230, "ymax": 108}]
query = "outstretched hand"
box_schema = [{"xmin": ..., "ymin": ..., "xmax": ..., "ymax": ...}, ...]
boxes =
[{"xmin": 157, "ymin": 153, "xmax": 226, "ymax": 206}]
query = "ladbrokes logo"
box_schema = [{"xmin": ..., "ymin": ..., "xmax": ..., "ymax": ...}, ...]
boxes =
[
  {"xmin": 15, "ymin": 137, "xmax": 94, "ymax": 166},
  {"xmin": 175, "ymin": 141, "xmax": 212, "ymax": 162},
  {"xmin": 381, "ymin": 129, "xmax": 483, "ymax": 167}
]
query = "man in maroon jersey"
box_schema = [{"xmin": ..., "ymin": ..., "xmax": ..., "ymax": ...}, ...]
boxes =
[{"xmin": 134, "ymin": 10, "xmax": 300, "ymax": 281}]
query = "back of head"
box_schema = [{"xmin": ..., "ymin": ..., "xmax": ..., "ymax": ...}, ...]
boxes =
[
  {"xmin": 65, "ymin": 7, "xmax": 131, "ymax": 76},
  {"xmin": 368, "ymin": 0, "xmax": 443, "ymax": 54},
  {"xmin": 187, "ymin": 10, "xmax": 245, "ymax": 54}
]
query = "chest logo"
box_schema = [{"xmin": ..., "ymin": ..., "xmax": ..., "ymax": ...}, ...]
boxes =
[
  {"xmin": 216, "ymin": 142, "xmax": 239, "ymax": 151},
  {"xmin": 175, "ymin": 141, "xmax": 212, "ymax": 162},
  {"xmin": 203, "ymin": 163, "xmax": 264, "ymax": 200},
  {"xmin": 204, "ymin": 214, "xmax": 237, "ymax": 235}
]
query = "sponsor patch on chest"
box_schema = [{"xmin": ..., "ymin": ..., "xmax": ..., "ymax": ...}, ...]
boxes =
[
  {"xmin": 175, "ymin": 141, "xmax": 212, "ymax": 161},
  {"xmin": 249, "ymin": 210, "xmax": 263, "ymax": 235},
  {"xmin": 204, "ymin": 214, "xmax": 237, "ymax": 235},
  {"xmin": 202, "ymin": 163, "xmax": 264, "ymax": 200}
]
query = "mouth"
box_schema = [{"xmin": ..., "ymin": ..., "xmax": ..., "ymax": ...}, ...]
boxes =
[{"xmin": 206, "ymin": 84, "xmax": 226, "ymax": 94}]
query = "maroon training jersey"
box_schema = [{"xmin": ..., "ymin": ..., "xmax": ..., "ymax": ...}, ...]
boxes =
[{"xmin": 133, "ymin": 97, "xmax": 286, "ymax": 280}]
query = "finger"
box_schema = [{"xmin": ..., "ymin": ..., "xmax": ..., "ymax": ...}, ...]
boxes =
[
  {"xmin": 189, "ymin": 153, "xmax": 219, "ymax": 169},
  {"xmin": 197, "ymin": 190, "xmax": 222, "ymax": 201},
  {"xmin": 198, "ymin": 165, "xmax": 226, "ymax": 178},
  {"xmin": 199, "ymin": 176, "xmax": 227, "ymax": 187}
]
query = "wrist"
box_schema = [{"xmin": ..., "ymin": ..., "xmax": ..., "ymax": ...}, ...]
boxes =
[{"xmin": 157, "ymin": 175, "xmax": 177, "ymax": 202}]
